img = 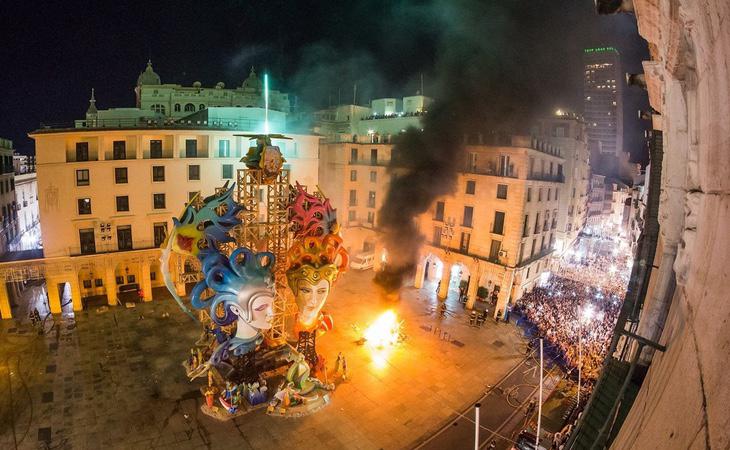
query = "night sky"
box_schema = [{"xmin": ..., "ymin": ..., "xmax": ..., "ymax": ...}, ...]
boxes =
[{"xmin": 0, "ymin": 0, "xmax": 649, "ymax": 164}]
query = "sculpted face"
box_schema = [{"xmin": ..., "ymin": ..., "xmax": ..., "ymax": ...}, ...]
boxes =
[
  {"xmin": 229, "ymin": 289, "xmax": 275, "ymax": 334},
  {"xmin": 296, "ymin": 279, "xmax": 330, "ymax": 328}
]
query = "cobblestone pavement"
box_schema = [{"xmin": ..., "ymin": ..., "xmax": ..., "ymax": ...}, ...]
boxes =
[{"xmin": 0, "ymin": 270, "xmax": 526, "ymax": 450}]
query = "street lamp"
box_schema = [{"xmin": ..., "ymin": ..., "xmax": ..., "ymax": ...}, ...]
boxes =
[{"xmin": 577, "ymin": 304, "xmax": 595, "ymax": 407}]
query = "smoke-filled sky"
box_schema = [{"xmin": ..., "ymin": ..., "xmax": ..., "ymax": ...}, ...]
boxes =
[{"xmin": 0, "ymin": 0, "xmax": 649, "ymax": 162}]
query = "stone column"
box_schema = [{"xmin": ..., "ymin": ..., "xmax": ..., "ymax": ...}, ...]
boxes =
[
  {"xmin": 47, "ymin": 279, "xmax": 62, "ymax": 314},
  {"xmin": 437, "ymin": 263, "xmax": 451, "ymax": 299},
  {"xmin": 0, "ymin": 282, "xmax": 12, "ymax": 319},
  {"xmin": 413, "ymin": 262, "xmax": 426, "ymax": 289},
  {"xmin": 465, "ymin": 263, "xmax": 481, "ymax": 310},
  {"xmin": 105, "ymin": 264, "xmax": 118, "ymax": 306},
  {"xmin": 494, "ymin": 268, "xmax": 514, "ymax": 319},
  {"xmin": 68, "ymin": 277, "xmax": 83, "ymax": 312},
  {"xmin": 141, "ymin": 261, "xmax": 153, "ymax": 302}
]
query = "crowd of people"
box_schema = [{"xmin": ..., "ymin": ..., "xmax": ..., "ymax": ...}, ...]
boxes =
[{"xmin": 514, "ymin": 252, "xmax": 629, "ymax": 384}]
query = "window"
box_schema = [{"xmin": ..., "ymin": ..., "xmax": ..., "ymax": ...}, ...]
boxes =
[
  {"xmin": 153, "ymin": 193, "xmax": 166, "ymax": 209},
  {"xmin": 547, "ymin": 188, "xmax": 552, "ymax": 201},
  {"xmin": 523, "ymin": 215, "xmax": 530, "ymax": 237},
  {"xmin": 79, "ymin": 229, "xmax": 95, "ymax": 254},
  {"xmin": 349, "ymin": 190, "xmax": 357, "ymax": 206},
  {"xmin": 350, "ymin": 170, "xmax": 357, "ymax": 181},
  {"xmin": 519, "ymin": 243, "xmax": 525, "ymax": 263},
  {"xmin": 152, "ymin": 166, "xmax": 165, "ymax": 182},
  {"xmin": 538, "ymin": 188, "xmax": 543, "ymax": 201},
  {"xmin": 534, "ymin": 213, "xmax": 540, "ymax": 234},
  {"xmin": 527, "ymin": 188, "xmax": 532, "ymax": 202},
  {"xmin": 78, "ymin": 198, "xmax": 91, "ymax": 215},
  {"xmin": 433, "ymin": 226, "xmax": 442, "ymax": 246},
  {"xmin": 76, "ymin": 142, "xmax": 89, "ymax": 161},
  {"xmin": 370, "ymin": 171, "xmax": 377, "ymax": 182},
  {"xmin": 199, "ymin": 104, "xmax": 205, "ymax": 111},
  {"xmin": 127, "ymin": 275, "xmax": 136, "ymax": 283},
  {"xmin": 188, "ymin": 165, "xmax": 200, "ymax": 180},
  {"xmin": 95, "ymin": 279, "xmax": 103, "ymax": 287},
  {"xmin": 531, "ymin": 239, "xmax": 536, "ymax": 257},
  {"xmin": 113, "ymin": 141, "xmax": 126, "ymax": 160},
  {"xmin": 151, "ymin": 104, "xmax": 165, "ymax": 115},
  {"xmin": 116, "ymin": 196, "xmax": 129, "ymax": 212},
  {"xmin": 368, "ymin": 191, "xmax": 376, "ymax": 208},
  {"xmin": 114, "ymin": 167, "xmax": 128, "ymax": 184},
  {"xmin": 174, "ymin": 104, "xmax": 181, "ymax": 112},
  {"xmin": 76, "ymin": 169, "xmax": 90, "ymax": 186},
  {"xmin": 117, "ymin": 225, "xmax": 132, "ymax": 251},
  {"xmin": 555, "ymin": 189, "xmax": 559, "ymax": 202},
  {"xmin": 460, "ymin": 232, "xmax": 471, "ymax": 253},
  {"xmin": 497, "ymin": 184, "xmax": 508, "ymax": 199},
  {"xmin": 152, "ymin": 222, "xmax": 167, "ymax": 251},
  {"xmin": 218, "ymin": 140, "xmax": 231, "ymax": 157},
  {"xmin": 184, "ymin": 103, "xmax": 196, "ymax": 112},
  {"xmin": 367, "ymin": 211, "xmax": 374, "ymax": 224},
  {"xmin": 150, "ymin": 140, "xmax": 163, "ymax": 158},
  {"xmin": 348, "ymin": 210, "xmax": 356, "ymax": 222},
  {"xmin": 185, "ymin": 139, "xmax": 197, "ymax": 158},
  {"xmin": 466, "ymin": 180, "xmax": 476, "ymax": 195},
  {"xmin": 350, "ymin": 148, "xmax": 358, "ymax": 163},
  {"xmin": 434, "ymin": 201, "xmax": 445, "ymax": 221},
  {"xmin": 370, "ymin": 148, "xmax": 378, "ymax": 164},
  {"xmin": 493, "ymin": 211, "xmax": 505, "ymax": 235},
  {"xmin": 462, "ymin": 206, "xmax": 474, "ymax": 227},
  {"xmin": 116, "ymin": 276, "xmax": 124, "ymax": 285},
  {"xmin": 489, "ymin": 240, "xmax": 502, "ymax": 261},
  {"xmin": 540, "ymin": 235, "xmax": 545, "ymax": 251},
  {"xmin": 222, "ymin": 164, "xmax": 233, "ymax": 179},
  {"xmin": 189, "ymin": 191, "xmax": 200, "ymax": 202}
]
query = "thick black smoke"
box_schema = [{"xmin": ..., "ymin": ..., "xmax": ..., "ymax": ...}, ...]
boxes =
[{"xmin": 375, "ymin": 1, "xmax": 541, "ymax": 292}]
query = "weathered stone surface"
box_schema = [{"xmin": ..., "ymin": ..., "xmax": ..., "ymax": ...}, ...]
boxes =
[{"xmin": 612, "ymin": 1, "xmax": 730, "ymax": 448}]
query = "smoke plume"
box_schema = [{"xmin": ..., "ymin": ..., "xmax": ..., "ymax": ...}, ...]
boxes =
[{"xmin": 375, "ymin": 1, "xmax": 543, "ymax": 292}]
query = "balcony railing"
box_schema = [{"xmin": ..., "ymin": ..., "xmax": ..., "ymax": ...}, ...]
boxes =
[
  {"xmin": 349, "ymin": 159, "xmax": 388, "ymax": 167},
  {"xmin": 527, "ymin": 173, "xmax": 565, "ymax": 182}
]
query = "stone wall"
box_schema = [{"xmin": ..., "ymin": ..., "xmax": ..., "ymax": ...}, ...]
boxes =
[{"xmin": 611, "ymin": 1, "xmax": 730, "ymax": 448}]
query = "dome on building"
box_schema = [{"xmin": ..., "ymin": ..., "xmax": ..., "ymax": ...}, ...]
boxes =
[
  {"xmin": 241, "ymin": 67, "xmax": 262, "ymax": 91},
  {"xmin": 137, "ymin": 60, "xmax": 161, "ymax": 86}
]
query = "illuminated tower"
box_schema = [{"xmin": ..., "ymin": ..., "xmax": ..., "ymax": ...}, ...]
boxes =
[{"xmin": 583, "ymin": 47, "xmax": 623, "ymax": 159}]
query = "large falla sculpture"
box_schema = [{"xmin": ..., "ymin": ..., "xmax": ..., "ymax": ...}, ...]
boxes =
[
  {"xmin": 287, "ymin": 183, "xmax": 348, "ymax": 369},
  {"xmin": 162, "ymin": 150, "xmax": 347, "ymax": 420}
]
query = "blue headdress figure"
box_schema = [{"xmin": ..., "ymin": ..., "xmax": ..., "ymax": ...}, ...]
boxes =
[
  {"xmin": 189, "ymin": 247, "xmax": 276, "ymax": 376},
  {"xmin": 160, "ymin": 183, "xmax": 242, "ymax": 321}
]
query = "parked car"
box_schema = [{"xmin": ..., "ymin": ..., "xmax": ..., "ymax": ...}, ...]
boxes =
[{"xmin": 350, "ymin": 253, "xmax": 375, "ymax": 270}]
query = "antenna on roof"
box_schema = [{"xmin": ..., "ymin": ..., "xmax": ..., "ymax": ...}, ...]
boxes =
[
  {"xmin": 420, "ymin": 73, "xmax": 424, "ymax": 96},
  {"xmin": 264, "ymin": 73, "xmax": 269, "ymax": 135}
]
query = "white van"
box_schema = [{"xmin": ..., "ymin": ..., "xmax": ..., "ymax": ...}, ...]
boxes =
[{"xmin": 350, "ymin": 253, "xmax": 375, "ymax": 270}]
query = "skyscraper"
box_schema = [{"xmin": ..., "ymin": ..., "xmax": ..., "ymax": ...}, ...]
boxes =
[{"xmin": 583, "ymin": 47, "xmax": 623, "ymax": 161}]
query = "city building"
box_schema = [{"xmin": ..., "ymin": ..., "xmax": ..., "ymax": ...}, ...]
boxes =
[
  {"xmin": 583, "ymin": 47, "xmax": 623, "ymax": 157},
  {"xmin": 0, "ymin": 73, "xmax": 319, "ymax": 319},
  {"xmin": 535, "ymin": 113, "xmax": 590, "ymax": 254},
  {"xmin": 12, "ymin": 172, "xmax": 40, "ymax": 251},
  {"xmin": 411, "ymin": 135, "xmax": 565, "ymax": 318},
  {"xmin": 0, "ymin": 138, "xmax": 18, "ymax": 256},
  {"xmin": 316, "ymin": 96, "xmax": 429, "ymax": 256},
  {"xmin": 13, "ymin": 152, "xmax": 36, "ymax": 174},
  {"xmin": 586, "ymin": 174, "xmax": 630, "ymax": 237},
  {"xmin": 135, "ymin": 62, "xmax": 291, "ymax": 118}
]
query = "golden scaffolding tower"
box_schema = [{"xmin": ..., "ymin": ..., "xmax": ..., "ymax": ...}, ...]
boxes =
[{"xmin": 234, "ymin": 168, "xmax": 293, "ymax": 342}]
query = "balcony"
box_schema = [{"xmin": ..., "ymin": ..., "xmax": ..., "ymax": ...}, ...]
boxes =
[
  {"xmin": 349, "ymin": 159, "xmax": 388, "ymax": 167},
  {"xmin": 463, "ymin": 162, "xmax": 518, "ymax": 179},
  {"xmin": 527, "ymin": 172, "xmax": 565, "ymax": 183}
]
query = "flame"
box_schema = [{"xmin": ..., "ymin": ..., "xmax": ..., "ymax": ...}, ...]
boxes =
[
  {"xmin": 364, "ymin": 310, "xmax": 401, "ymax": 348},
  {"xmin": 363, "ymin": 310, "xmax": 403, "ymax": 370}
]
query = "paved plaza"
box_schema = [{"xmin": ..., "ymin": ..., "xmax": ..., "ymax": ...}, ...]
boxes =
[{"xmin": 0, "ymin": 270, "xmax": 528, "ymax": 450}]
